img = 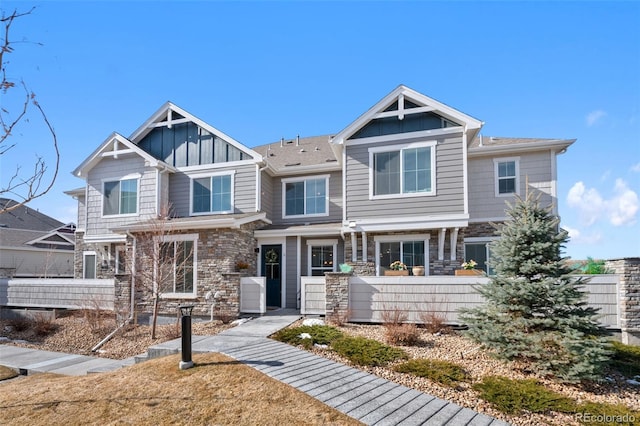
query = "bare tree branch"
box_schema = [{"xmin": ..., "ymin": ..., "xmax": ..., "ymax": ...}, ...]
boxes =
[{"xmin": 0, "ymin": 7, "xmax": 59, "ymax": 214}]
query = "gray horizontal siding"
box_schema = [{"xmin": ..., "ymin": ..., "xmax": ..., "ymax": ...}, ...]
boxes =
[
  {"xmin": 468, "ymin": 151, "xmax": 554, "ymax": 220},
  {"xmin": 261, "ymin": 173, "xmax": 274, "ymax": 217},
  {"xmin": 0, "ymin": 278, "xmax": 114, "ymax": 310},
  {"xmin": 345, "ymin": 134, "xmax": 465, "ymax": 220},
  {"xmin": 271, "ymin": 170, "xmax": 343, "ymax": 226},
  {"xmin": 168, "ymin": 163, "xmax": 257, "ymax": 217},
  {"xmin": 85, "ymin": 156, "xmax": 158, "ymax": 236}
]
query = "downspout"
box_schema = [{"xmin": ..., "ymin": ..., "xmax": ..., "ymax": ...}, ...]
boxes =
[
  {"xmin": 91, "ymin": 231, "xmax": 137, "ymax": 352},
  {"xmin": 256, "ymin": 163, "xmax": 269, "ymax": 212}
]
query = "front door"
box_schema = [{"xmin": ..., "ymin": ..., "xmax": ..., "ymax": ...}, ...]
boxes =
[{"xmin": 262, "ymin": 245, "xmax": 282, "ymax": 308}]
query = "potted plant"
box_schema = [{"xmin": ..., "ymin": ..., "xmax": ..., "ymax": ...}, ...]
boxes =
[
  {"xmin": 412, "ymin": 265, "xmax": 425, "ymax": 276},
  {"xmin": 455, "ymin": 259, "xmax": 483, "ymax": 276},
  {"xmin": 385, "ymin": 261, "xmax": 409, "ymax": 276}
]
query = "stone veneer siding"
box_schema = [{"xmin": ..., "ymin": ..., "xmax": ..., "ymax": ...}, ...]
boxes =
[
  {"xmin": 325, "ymin": 272, "xmax": 351, "ymax": 320},
  {"xmin": 77, "ymin": 221, "xmax": 263, "ymax": 321},
  {"xmin": 606, "ymin": 257, "xmax": 640, "ymax": 345}
]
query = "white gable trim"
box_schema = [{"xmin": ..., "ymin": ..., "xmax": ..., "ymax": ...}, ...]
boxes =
[
  {"xmin": 73, "ymin": 133, "xmax": 175, "ymax": 178},
  {"xmin": 128, "ymin": 102, "xmax": 263, "ymax": 163},
  {"xmin": 331, "ymin": 85, "xmax": 483, "ymax": 146}
]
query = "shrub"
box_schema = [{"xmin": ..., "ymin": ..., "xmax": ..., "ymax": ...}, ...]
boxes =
[
  {"xmin": 32, "ymin": 313, "xmax": 57, "ymax": 337},
  {"xmin": 327, "ymin": 309, "xmax": 351, "ymax": 327},
  {"xmin": 576, "ymin": 402, "xmax": 639, "ymax": 426},
  {"xmin": 419, "ymin": 310, "xmax": 450, "ymax": 334},
  {"xmin": 272, "ymin": 325, "xmax": 343, "ymax": 350},
  {"xmin": 331, "ymin": 335, "xmax": 408, "ymax": 367},
  {"xmin": 385, "ymin": 323, "xmax": 420, "ymax": 346},
  {"xmin": 473, "ymin": 376, "xmax": 576, "ymax": 415},
  {"xmin": 609, "ymin": 341, "xmax": 640, "ymax": 377},
  {"xmin": 394, "ymin": 359, "xmax": 468, "ymax": 386},
  {"xmin": 7, "ymin": 317, "xmax": 30, "ymax": 332}
]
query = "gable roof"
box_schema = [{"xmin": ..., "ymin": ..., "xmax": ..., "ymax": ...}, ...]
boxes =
[
  {"xmin": 330, "ymin": 85, "xmax": 484, "ymax": 148},
  {"xmin": 0, "ymin": 198, "xmax": 64, "ymax": 231},
  {"xmin": 72, "ymin": 132, "xmax": 176, "ymax": 178},
  {"xmin": 128, "ymin": 102, "xmax": 263, "ymax": 162}
]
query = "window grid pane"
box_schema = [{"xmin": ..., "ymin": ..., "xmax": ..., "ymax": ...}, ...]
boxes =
[
  {"xmin": 305, "ymin": 179, "xmax": 326, "ymax": 215},
  {"xmin": 103, "ymin": 181, "xmax": 119, "ymax": 215},
  {"xmin": 119, "ymin": 179, "xmax": 137, "ymax": 214},
  {"xmin": 374, "ymin": 151, "xmax": 400, "ymax": 195},
  {"xmin": 402, "ymin": 147, "xmax": 431, "ymax": 193},
  {"xmin": 311, "ymin": 245, "xmax": 333, "ymax": 276},
  {"xmin": 285, "ymin": 181, "xmax": 305, "ymax": 216},
  {"xmin": 212, "ymin": 175, "xmax": 231, "ymax": 212},
  {"xmin": 498, "ymin": 161, "xmax": 516, "ymax": 194},
  {"xmin": 193, "ymin": 178, "xmax": 211, "ymax": 213}
]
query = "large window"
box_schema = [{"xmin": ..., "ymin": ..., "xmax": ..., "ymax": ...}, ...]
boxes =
[
  {"xmin": 495, "ymin": 158, "xmax": 519, "ymax": 196},
  {"xmin": 307, "ymin": 239, "xmax": 337, "ymax": 276},
  {"xmin": 370, "ymin": 142, "xmax": 436, "ymax": 198},
  {"xmin": 103, "ymin": 178, "xmax": 138, "ymax": 215},
  {"xmin": 159, "ymin": 235, "xmax": 196, "ymax": 295},
  {"xmin": 283, "ymin": 176, "xmax": 328, "ymax": 218},
  {"xmin": 375, "ymin": 235, "xmax": 429, "ymax": 276},
  {"xmin": 192, "ymin": 173, "xmax": 233, "ymax": 214}
]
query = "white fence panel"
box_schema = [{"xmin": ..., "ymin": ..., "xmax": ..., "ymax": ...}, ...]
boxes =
[
  {"xmin": 240, "ymin": 277, "xmax": 266, "ymax": 314},
  {"xmin": 301, "ymin": 277, "xmax": 326, "ymax": 315},
  {"xmin": 301, "ymin": 274, "xmax": 621, "ymax": 328},
  {"xmin": 0, "ymin": 278, "xmax": 115, "ymax": 310},
  {"xmin": 349, "ymin": 276, "xmax": 487, "ymax": 324}
]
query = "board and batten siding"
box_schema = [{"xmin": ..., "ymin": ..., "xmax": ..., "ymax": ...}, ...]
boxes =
[
  {"xmin": 168, "ymin": 163, "xmax": 257, "ymax": 217},
  {"xmin": 345, "ymin": 134, "xmax": 465, "ymax": 220},
  {"xmin": 85, "ymin": 156, "xmax": 158, "ymax": 236},
  {"xmin": 468, "ymin": 151, "xmax": 554, "ymax": 220},
  {"xmin": 270, "ymin": 170, "xmax": 343, "ymax": 226}
]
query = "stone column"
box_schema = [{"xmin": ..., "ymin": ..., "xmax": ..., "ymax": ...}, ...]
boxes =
[
  {"xmin": 325, "ymin": 272, "xmax": 351, "ymax": 320},
  {"xmin": 606, "ymin": 257, "xmax": 640, "ymax": 345}
]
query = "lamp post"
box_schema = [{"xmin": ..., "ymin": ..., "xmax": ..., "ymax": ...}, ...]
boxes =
[{"xmin": 179, "ymin": 304, "xmax": 195, "ymax": 370}]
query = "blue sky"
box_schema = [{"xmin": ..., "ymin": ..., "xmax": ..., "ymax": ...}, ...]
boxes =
[{"xmin": 1, "ymin": 1, "xmax": 639, "ymax": 260}]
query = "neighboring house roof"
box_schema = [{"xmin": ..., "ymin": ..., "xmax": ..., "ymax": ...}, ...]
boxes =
[
  {"xmin": 72, "ymin": 132, "xmax": 176, "ymax": 178},
  {"xmin": 468, "ymin": 136, "xmax": 576, "ymax": 156},
  {"xmin": 128, "ymin": 102, "xmax": 264, "ymax": 163},
  {"xmin": 254, "ymin": 135, "xmax": 340, "ymax": 175},
  {"xmin": 0, "ymin": 228, "xmax": 74, "ymax": 251},
  {"xmin": 0, "ymin": 198, "xmax": 65, "ymax": 231}
]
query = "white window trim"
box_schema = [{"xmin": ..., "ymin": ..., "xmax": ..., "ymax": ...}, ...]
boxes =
[
  {"xmin": 463, "ymin": 238, "xmax": 498, "ymax": 275},
  {"xmin": 368, "ymin": 141, "xmax": 437, "ymax": 200},
  {"xmin": 307, "ymin": 239, "xmax": 338, "ymax": 276},
  {"xmin": 189, "ymin": 170, "xmax": 235, "ymax": 216},
  {"xmin": 101, "ymin": 174, "xmax": 141, "ymax": 218},
  {"xmin": 157, "ymin": 233, "xmax": 198, "ymax": 299},
  {"xmin": 83, "ymin": 251, "xmax": 97, "ymax": 279},
  {"xmin": 282, "ymin": 174, "xmax": 330, "ymax": 219},
  {"xmin": 494, "ymin": 157, "xmax": 520, "ymax": 197},
  {"xmin": 373, "ymin": 234, "xmax": 430, "ymax": 277}
]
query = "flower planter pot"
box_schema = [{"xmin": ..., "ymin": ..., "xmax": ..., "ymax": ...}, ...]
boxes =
[
  {"xmin": 384, "ymin": 270, "xmax": 409, "ymax": 276},
  {"xmin": 412, "ymin": 266, "xmax": 425, "ymax": 276},
  {"xmin": 455, "ymin": 269, "xmax": 483, "ymax": 276}
]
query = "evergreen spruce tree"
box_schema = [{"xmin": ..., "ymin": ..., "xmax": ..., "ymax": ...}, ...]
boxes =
[{"xmin": 460, "ymin": 192, "xmax": 610, "ymax": 382}]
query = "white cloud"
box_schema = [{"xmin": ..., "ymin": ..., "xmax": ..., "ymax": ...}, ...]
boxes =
[
  {"xmin": 566, "ymin": 179, "xmax": 639, "ymax": 227},
  {"xmin": 567, "ymin": 181, "xmax": 604, "ymax": 226},
  {"xmin": 608, "ymin": 179, "xmax": 639, "ymax": 226},
  {"xmin": 563, "ymin": 225, "xmax": 602, "ymax": 245},
  {"xmin": 586, "ymin": 110, "xmax": 607, "ymax": 127},
  {"xmin": 631, "ymin": 163, "xmax": 640, "ymax": 173}
]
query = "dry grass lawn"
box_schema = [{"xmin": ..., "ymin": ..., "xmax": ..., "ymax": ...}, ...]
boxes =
[{"xmin": 0, "ymin": 352, "xmax": 361, "ymax": 426}]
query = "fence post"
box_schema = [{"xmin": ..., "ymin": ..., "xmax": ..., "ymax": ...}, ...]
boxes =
[{"xmin": 606, "ymin": 257, "xmax": 640, "ymax": 345}]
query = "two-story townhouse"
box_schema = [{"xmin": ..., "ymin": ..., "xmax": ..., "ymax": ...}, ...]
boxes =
[{"xmin": 68, "ymin": 85, "xmax": 573, "ymax": 317}]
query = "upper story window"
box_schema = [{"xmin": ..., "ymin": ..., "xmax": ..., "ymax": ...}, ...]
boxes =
[
  {"xmin": 191, "ymin": 172, "xmax": 234, "ymax": 215},
  {"xmin": 494, "ymin": 158, "xmax": 519, "ymax": 196},
  {"xmin": 369, "ymin": 142, "xmax": 436, "ymax": 199},
  {"xmin": 103, "ymin": 178, "xmax": 138, "ymax": 216},
  {"xmin": 282, "ymin": 175, "xmax": 329, "ymax": 218}
]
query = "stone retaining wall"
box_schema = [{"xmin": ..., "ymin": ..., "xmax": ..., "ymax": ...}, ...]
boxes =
[{"xmin": 606, "ymin": 257, "xmax": 640, "ymax": 345}]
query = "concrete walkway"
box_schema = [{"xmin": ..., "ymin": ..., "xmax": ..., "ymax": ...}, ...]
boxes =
[{"xmin": 0, "ymin": 311, "xmax": 509, "ymax": 425}]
